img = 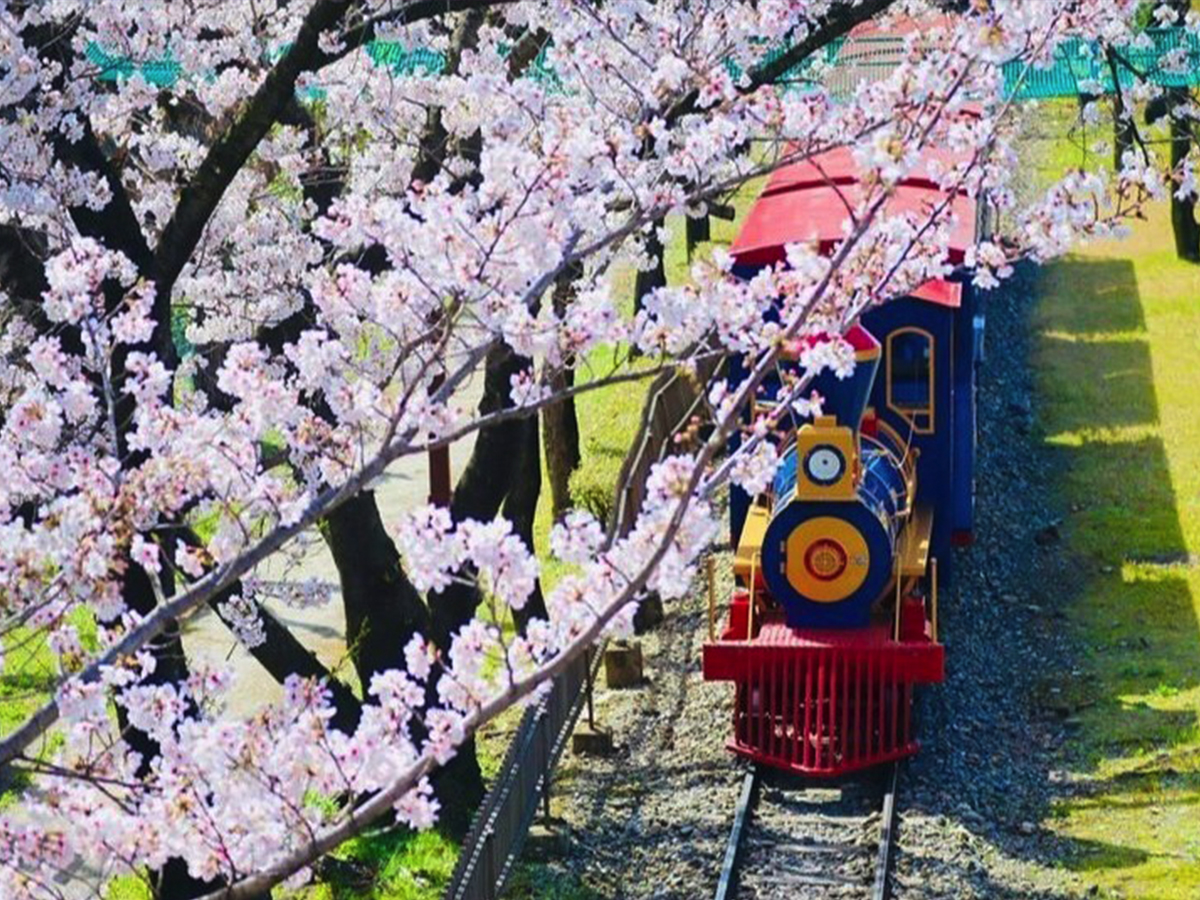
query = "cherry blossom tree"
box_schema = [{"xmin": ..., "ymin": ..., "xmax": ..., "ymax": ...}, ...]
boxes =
[{"xmin": 0, "ymin": 0, "xmax": 1175, "ymax": 898}]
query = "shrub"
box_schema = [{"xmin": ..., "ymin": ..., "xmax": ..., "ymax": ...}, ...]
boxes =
[{"xmin": 567, "ymin": 447, "xmax": 626, "ymax": 528}]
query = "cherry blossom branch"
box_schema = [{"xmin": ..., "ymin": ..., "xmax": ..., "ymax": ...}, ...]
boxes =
[
  {"xmin": 0, "ymin": 77, "xmax": 1047, "ymax": 766},
  {"xmin": 198, "ymin": 143, "xmax": 969, "ymax": 895},
  {"xmin": 140, "ymin": 85, "xmax": 999, "ymax": 900},
  {"xmin": 663, "ymin": 0, "xmax": 899, "ymax": 125},
  {"xmin": 0, "ymin": 141, "xmax": 782, "ymax": 764},
  {"xmin": 151, "ymin": 0, "xmax": 521, "ymax": 306}
]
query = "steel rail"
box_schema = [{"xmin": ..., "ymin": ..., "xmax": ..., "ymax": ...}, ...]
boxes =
[
  {"xmin": 714, "ymin": 761, "xmax": 901, "ymax": 900},
  {"xmin": 870, "ymin": 763, "xmax": 901, "ymax": 900},
  {"xmin": 714, "ymin": 766, "xmax": 759, "ymax": 900}
]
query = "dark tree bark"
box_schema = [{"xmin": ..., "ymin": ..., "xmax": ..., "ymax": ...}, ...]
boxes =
[
  {"xmin": 429, "ymin": 344, "xmax": 532, "ymax": 649},
  {"xmin": 1157, "ymin": 2, "xmax": 1200, "ymax": 262},
  {"xmin": 686, "ymin": 214, "xmax": 710, "ymax": 259},
  {"xmin": 502, "ymin": 415, "xmax": 549, "ymax": 632},
  {"xmin": 1170, "ymin": 107, "xmax": 1200, "ymax": 262},
  {"xmin": 542, "ymin": 364, "xmax": 581, "ymax": 520},
  {"xmin": 542, "ymin": 269, "xmax": 582, "ymax": 521},
  {"xmin": 634, "ymin": 220, "xmax": 667, "ymax": 316},
  {"xmin": 321, "ymin": 491, "xmax": 432, "ymax": 692},
  {"xmin": 411, "ymin": 107, "xmax": 451, "ymax": 186},
  {"xmin": 425, "ymin": 342, "xmax": 548, "ymax": 836},
  {"xmin": 1112, "ymin": 101, "xmax": 1136, "ymax": 172}
]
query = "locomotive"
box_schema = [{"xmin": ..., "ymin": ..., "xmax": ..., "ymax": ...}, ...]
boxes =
[{"xmin": 702, "ymin": 141, "xmax": 987, "ymax": 777}]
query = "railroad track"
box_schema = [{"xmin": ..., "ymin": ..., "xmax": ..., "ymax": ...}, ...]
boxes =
[{"xmin": 714, "ymin": 763, "xmax": 900, "ymax": 900}]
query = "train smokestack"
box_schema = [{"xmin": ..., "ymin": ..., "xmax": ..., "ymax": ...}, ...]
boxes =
[{"xmin": 807, "ymin": 324, "xmax": 881, "ymax": 436}]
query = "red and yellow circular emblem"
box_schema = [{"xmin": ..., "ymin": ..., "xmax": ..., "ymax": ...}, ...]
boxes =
[
  {"xmin": 785, "ymin": 517, "xmax": 871, "ymax": 603},
  {"xmin": 804, "ymin": 539, "xmax": 848, "ymax": 581}
]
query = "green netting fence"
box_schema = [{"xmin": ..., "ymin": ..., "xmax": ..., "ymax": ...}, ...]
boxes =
[
  {"xmin": 788, "ymin": 28, "xmax": 1200, "ymax": 100},
  {"xmin": 85, "ymin": 39, "xmax": 559, "ymax": 89},
  {"xmin": 1005, "ymin": 28, "xmax": 1200, "ymax": 99},
  {"xmin": 84, "ymin": 26, "xmax": 1200, "ymax": 100}
]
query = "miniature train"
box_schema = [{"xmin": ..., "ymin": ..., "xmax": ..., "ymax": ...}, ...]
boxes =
[{"xmin": 701, "ymin": 141, "xmax": 987, "ymax": 777}]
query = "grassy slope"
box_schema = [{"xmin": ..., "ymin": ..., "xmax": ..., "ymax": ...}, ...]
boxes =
[
  {"xmin": 0, "ymin": 631, "xmax": 60, "ymax": 807},
  {"xmin": 1, "ymin": 608, "xmax": 98, "ymax": 806},
  {"xmin": 1028, "ymin": 104, "xmax": 1200, "ymax": 896}
]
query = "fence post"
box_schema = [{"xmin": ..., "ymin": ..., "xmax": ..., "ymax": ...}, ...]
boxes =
[
  {"xmin": 584, "ymin": 648, "xmax": 596, "ymax": 730},
  {"xmin": 483, "ymin": 829, "xmax": 496, "ymax": 900},
  {"xmin": 541, "ymin": 712, "xmax": 551, "ymax": 821}
]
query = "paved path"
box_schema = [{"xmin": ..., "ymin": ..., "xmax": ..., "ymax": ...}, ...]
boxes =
[{"xmin": 182, "ymin": 375, "xmax": 485, "ymax": 714}]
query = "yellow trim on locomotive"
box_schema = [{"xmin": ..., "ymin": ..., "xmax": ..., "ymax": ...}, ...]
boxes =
[
  {"xmin": 781, "ymin": 342, "xmax": 881, "ymax": 363},
  {"xmin": 784, "ymin": 516, "xmax": 871, "ymax": 602},
  {"xmin": 885, "ymin": 326, "xmax": 936, "ymax": 434},
  {"xmin": 734, "ymin": 503, "xmax": 770, "ymax": 582},
  {"xmin": 794, "ymin": 415, "xmax": 858, "ymax": 501},
  {"xmin": 855, "ymin": 344, "xmax": 881, "ymax": 362},
  {"xmin": 896, "ymin": 504, "xmax": 934, "ymax": 577}
]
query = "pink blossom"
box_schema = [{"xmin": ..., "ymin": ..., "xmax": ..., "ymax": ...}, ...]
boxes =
[
  {"xmin": 131, "ymin": 535, "xmax": 162, "ymax": 574},
  {"xmin": 394, "ymin": 778, "xmax": 440, "ymax": 830}
]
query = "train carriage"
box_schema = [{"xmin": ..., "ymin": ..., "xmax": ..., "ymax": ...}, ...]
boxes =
[{"xmin": 702, "ymin": 140, "xmax": 988, "ymax": 778}]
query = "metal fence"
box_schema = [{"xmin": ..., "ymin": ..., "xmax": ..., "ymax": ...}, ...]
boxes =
[
  {"xmin": 443, "ymin": 357, "xmax": 719, "ymax": 900},
  {"xmin": 443, "ymin": 648, "xmax": 600, "ymax": 900}
]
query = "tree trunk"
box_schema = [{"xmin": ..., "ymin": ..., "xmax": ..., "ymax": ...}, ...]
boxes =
[
  {"xmin": 426, "ymin": 343, "xmax": 541, "ymax": 836},
  {"xmin": 502, "ymin": 415, "xmax": 549, "ymax": 632},
  {"xmin": 411, "ymin": 108, "xmax": 449, "ymax": 186},
  {"xmin": 1170, "ymin": 107, "xmax": 1200, "ymax": 262},
  {"xmin": 1110, "ymin": 84, "xmax": 1136, "ymax": 173},
  {"xmin": 1113, "ymin": 112, "xmax": 1135, "ymax": 173},
  {"xmin": 429, "ymin": 344, "xmax": 532, "ymax": 649},
  {"xmin": 321, "ymin": 490, "xmax": 431, "ymax": 693},
  {"xmin": 634, "ymin": 220, "xmax": 667, "ymax": 315},
  {"xmin": 686, "ymin": 214, "xmax": 710, "ymax": 259},
  {"xmin": 542, "ymin": 268, "xmax": 582, "ymax": 521},
  {"xmin": 542, "ymin": 367, "xmax": 581, "ymax": 521}
]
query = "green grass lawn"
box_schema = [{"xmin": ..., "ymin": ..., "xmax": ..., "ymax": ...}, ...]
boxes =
[
  {"xmin": 1032, "ymin": 196, "xmax": 1200, "ymax": 896},
  {"xmin": 0, "ymin": 630, "xmax": 60, "ymax": 807},
  {"xmin": 1, "ymin": 607, "xmax": 99, "ymax": 807}
]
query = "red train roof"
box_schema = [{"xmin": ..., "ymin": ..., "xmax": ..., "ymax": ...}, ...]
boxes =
[
  {"xmin": 788, "ymin": 322, "xmax": 879, "ymax": 356},
  {"xmin": 732, "ymin": 144, "xmax": 978, "ymax": 308},
  {"xmin": 847, "ymin": 12, "xmax": 960, "ymax": 38}
]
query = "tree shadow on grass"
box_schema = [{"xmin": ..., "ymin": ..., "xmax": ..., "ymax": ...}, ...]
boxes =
[
  {"xmin": 1033, "ymin": 255, "xmax": 1198, "ymax": 768},
  {"xmin": 904, "ymin": 256, "xmax": 1199, "ymax": 896}
]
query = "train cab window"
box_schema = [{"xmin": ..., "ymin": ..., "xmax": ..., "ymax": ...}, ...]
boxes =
[{"xmin": 887, "ymin": 328, "xmax": 935, "ymax": 433}]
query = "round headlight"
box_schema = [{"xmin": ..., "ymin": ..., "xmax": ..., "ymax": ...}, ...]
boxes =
[{"xmin": 804, "ymin": 445, "xmax": 845, "ymax": 486}]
